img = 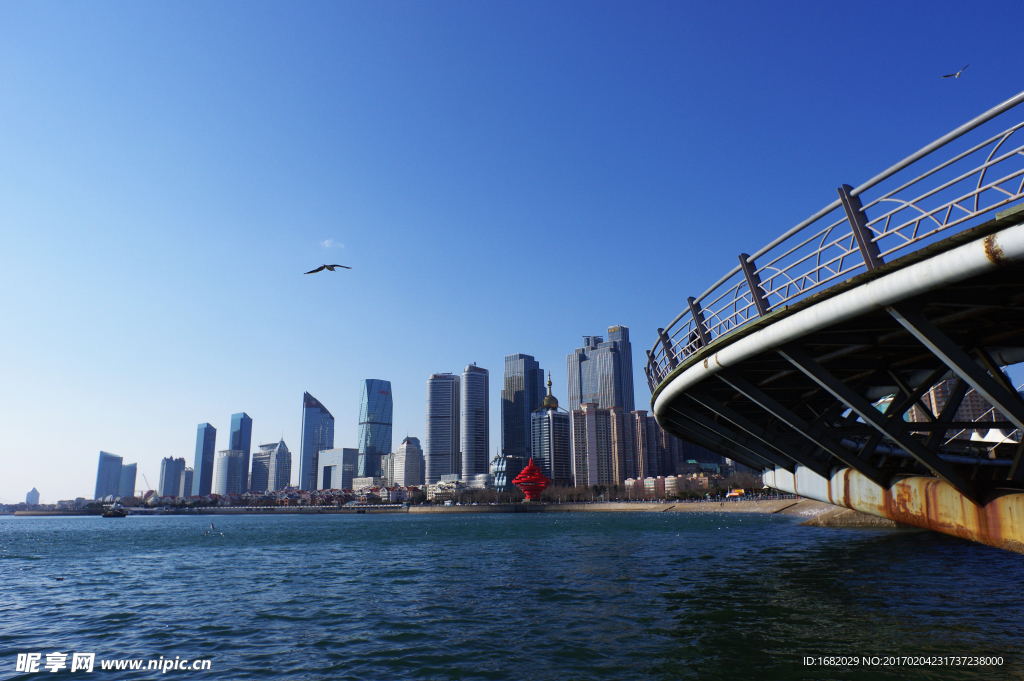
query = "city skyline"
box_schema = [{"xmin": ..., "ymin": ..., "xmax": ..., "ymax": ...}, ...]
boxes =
[{"xmin": 5, "ymin": 2, "xmax": 1021, "ymax": 503}]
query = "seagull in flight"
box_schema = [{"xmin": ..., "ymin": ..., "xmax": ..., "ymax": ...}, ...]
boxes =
[
  {"xmin": 305, "ymin": 264, "xmax": 352, "ymax": 274},
  {"xmin": 942, "ymin": 64, "xmax": 970, "ymax": 79}
]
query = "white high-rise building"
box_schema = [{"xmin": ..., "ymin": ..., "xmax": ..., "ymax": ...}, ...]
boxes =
[
  {"xmin": 426, "ymin": 374, "xmax": 460, "ymax": 484},
  {"xmin": 461, "ymin": 364, "xmax": 489, "ymax": 483},
  {"xmin": 393, "ymin": 437, "xmax": 424, "ymax": 487},
  {"xmin": 213, "ymin": 450, "xmax": 246, "ymax": 496}
]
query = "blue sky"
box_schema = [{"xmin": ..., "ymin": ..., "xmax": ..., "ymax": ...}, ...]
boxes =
[{"xmin": 2, "ymin": 1, "xmax": 1022, "ymax": 503}]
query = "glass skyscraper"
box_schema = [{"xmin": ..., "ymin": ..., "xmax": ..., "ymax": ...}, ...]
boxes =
[
  {"xmin": 192, "ymin": 423, "xmax": 217, "ymax": 496},
  {"xmin": 251, "ymin": 439, "xmax": 291, "ymax": 492},
  {"xmin": 298, "ymin": 392, "xmax": 335, "ymax": 491},
  {"xmin": 461, "ymin": 364, "xmax": 489, "ymax": 481},
  {"xmin": 566, "ymin": 325, "xmax": 635, "ymax": 412},
  {"xmin": 94, "ymin": 451, "xmax": 122, "ymax": 499},
  {"xmin": 229, "ymin": 413, "xmax": 253, "ymax": 492},
  {"xmin": 425, "ymin": 373, "xmax": 460, "ymax": 484},
  {"xmin": 357, "ymin": 379, "xmax": 393, "ymax": 478},
  {"xmin": 498, "ymin": 354, "xmax": 544, "ymax": 488},
  {"xmin": 158, "ymin": 457, "xmax": 187, "ymax": 497},
  {"xmin": 118, "ymin": 463, "xmax": 137, "ymax": 498}
]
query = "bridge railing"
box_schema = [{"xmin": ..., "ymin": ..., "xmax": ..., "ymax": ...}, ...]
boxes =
[{"xmin": 648, "ymin": 90, "xmax": 1024, "ymax": 393}]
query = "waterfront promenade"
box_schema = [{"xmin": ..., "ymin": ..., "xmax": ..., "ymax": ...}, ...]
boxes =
[{"xmin": 10, "ymin": 496, "xmax": 817, "ymax": 517}]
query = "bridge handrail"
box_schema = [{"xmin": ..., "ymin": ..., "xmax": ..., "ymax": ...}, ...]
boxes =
[{"xmin": 647, "ymin": 89, "xmax": 1024, "ymax": 392}]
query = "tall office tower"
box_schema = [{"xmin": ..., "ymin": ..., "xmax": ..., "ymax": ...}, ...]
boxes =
[
  {"xmin": 26, "ymin": 488, "xmax": 40, "ymax": 505},
  {"xmin": 461, "ymin": 364, "xmax": 489, "ymax": 482},
  {"xmin": 393, "ymin": 437, "xmax": 424, "ymax": 487},
  {"xmin": 630, "ymin": 411, "xmax": 666, "ymax": 479},
  {"xmin": 357, "ymin": 379, "xmax": 393, "ymax": 478},
  {"xmin": 609, "ymin": 407, "xmax": 636, "ymax": 482},
  {"xmin": 566, "ymin": 325, "xmax": 635, "ymax": 412},
  {"xmin": 426, "ymin": 373, "xmax": 460, "ymax": 484},
  {"xmin": 229, "ymin": 413, "xmax": 253, "ymax": 491},
  {"xmin": 298, "ymin": 392, "xmax": 335, "ymax": 491},
  {"xmin": 192, "ymin": 423, "xmax": 217, "ymax": 496},
  {"xmin": 500, "ymin": 354, "xmax": 545, "ymax": 487},
  {"xmin": 531, "ymin": 374, "xmax": 572, "ymax": 486},
  {"xmin": 179, "ymin": 468, "xmax": 194, "ymax": 498},
  {"xmin": 213, "ymin": 450, "xmax": 246, "ymax": 495},
  {"xmin": 317, "ymin": 448, "xmax": 360, "ymax": 490},
  {"xmin": 95, "ymin": 451, "xmax": 123, "ymax": 499},
  {"xmin": 569, "ymin": 404, "xmax": 634, "ymax": 487},
  {"xmin": 158, "ymin": 457, "xmax": 186, "ymax": 497},
  {"xmin": 267, "ymin": 439, "xmax": 292, "ymax": 491},
  {"xmin": 118, "ymin": 463, "xmax": 137, "ymax": 498},
  {"xmin": 251, "ymin": 447, "xmax": 271, "ymax": 493}
]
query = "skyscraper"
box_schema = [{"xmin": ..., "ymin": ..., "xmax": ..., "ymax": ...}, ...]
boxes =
[
  {"xmin": 461, "ymin": 364, "xmax": 489, "ymax": 482},
  {"xmin": 566, "ymin": 325, "xmax": 635, "ymax": 412},
  {"xmin": 179, "ymin": 468, "xmax": 194, "ymax": 498},
  {"xmin": 298, "ymin": 392, "xmax": 335, "ymax": 491},
  {"xmin": 251, "ymin": 448, "xmax": 270, "ymax": 493},
  {"xmin": 213, "ymin": 451, "xmax": 245, "ymax": 495},
  {"xmin": 358, "ymin": 379, "xmax": 393, "ymax": 478},
  {"xmin": 158, "ymin": 457, "xmax": 186, "ymax": 497},
  {"xmin": 229, "ymin": 413, "xmax": 253, "ymax": 491},
  {"xmin": 531, "ymin": 374, "xmax": 572, "ymax": 486},
  {"xmin": 192, "ymin": 423, "xmax": 217, "ymax": 496},
  {"xmin": 569, "ymin": 404, "xmax": 635, "ymax": 487},
  {"xmin": 95, "ymin": 451, "xmax": 123, "ymax": 500},
  {"xmin": 118, "ymin": 463, "xmax": 137, "ymax": 498},
  {"xmin": 425, "ymin": 373, "xmax": 460, "ymax": 484},
  {"xmin": 26, "ymin": 488, "xmax": 40, "ymax": 505},
  {"xmin": 499, "ymin": 354, "xmax": 545, "ymax": 487},
  {"xmin": 252, "ymin": 439, "xmax": 292, "ymax": 492},
  {"xmin": 393, "ymin": 437, "xmax": 424, "ymax": 487}
]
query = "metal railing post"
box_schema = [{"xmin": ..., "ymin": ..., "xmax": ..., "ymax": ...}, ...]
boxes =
[
  {"xmin": 738, "ymin": 254, "xmax": 770, "ymax": 316},
  {"xmin": 838, "ymin": 184, "xmax": 884, "ymax": 270},
  {"xmin": 687, "ymin": 297, "xmax": 710, "ymax": 347},
  {"xmin": 657, "ymin": 328, "xmax": 678, "ymax": 369}
]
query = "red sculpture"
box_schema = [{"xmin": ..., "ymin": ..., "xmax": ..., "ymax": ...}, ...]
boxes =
[{"xmin": 512, "ymin": 458, "xmax": 551, "ymax": 501}]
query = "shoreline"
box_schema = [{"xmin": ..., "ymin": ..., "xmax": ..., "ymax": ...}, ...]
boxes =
[
  {"xmin": 5, "ymin": 499, "xmax": 905, "ymax": 527},
  {"xmin": 10, "ymin": 499, "xmax": 803, "ymax": 517}
]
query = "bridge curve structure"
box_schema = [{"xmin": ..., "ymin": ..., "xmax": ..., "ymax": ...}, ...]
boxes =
[{"xmin": 648, "ymin": 91, "xmax": 1024, "ymax": 553}]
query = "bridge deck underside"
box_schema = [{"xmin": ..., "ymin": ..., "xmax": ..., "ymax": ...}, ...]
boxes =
[{"xmin": 659, "ymin": 261, "xmax": 1024, "ymax": 501}]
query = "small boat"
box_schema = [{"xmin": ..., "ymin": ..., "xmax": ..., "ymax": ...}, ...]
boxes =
[{"xmin": 102, "ymin": 502, "xmax": 128, "ymax": 518}]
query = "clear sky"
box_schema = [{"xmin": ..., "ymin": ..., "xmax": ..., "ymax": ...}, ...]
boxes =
[{"xmin": 2, "ymin": 1, "xmax": 1022, "ymax": 503}]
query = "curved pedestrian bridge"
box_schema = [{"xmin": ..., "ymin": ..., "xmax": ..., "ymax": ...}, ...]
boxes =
[{"xmin": 647, "ymin": 91, "xmax": 1024, "ymax": 553}]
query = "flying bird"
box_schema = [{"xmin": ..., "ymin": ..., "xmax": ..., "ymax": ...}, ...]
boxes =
[
  {"xmin": 304, "ymin": 264, "xmax": 352, "ymax": 274},
  {"xmin": 942, "ymin": 64, "xmax": 970, "ymax": 79}
]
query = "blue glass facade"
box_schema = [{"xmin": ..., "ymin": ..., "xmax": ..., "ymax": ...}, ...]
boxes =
[
  {"xmin": 357, "ymin": 379, "xmax": 393, "ymax": 478},
  {"xmin": 229, "ymin": 412, "xmax": 253, "ymax": 491},
  {"xmin": 94, "ymin": 451, "xmax": 122, "ymax": 499},
  {"xmin": 425, "ymin": 373, "xmax": 460, "ymax": 484},
  {"xmin": 158, "ymin": 456, "xmax": 186, "ymax": 497},
  {"xmin": 192, "ymin": 423, "xmax": 217, "ymax": 496},
  {"xmin": 298, "ymin": 392, "xmax": 335, "ymax": 491},
  {"xmin": 118, "ymin": 463, "xmax": 137, "ymax": 498},
  {"xmin": 499, "ymin": 354, "xmax": 544, "ymax": 487},
  {"xmin": 566, "ymin": 326, "xmax": 635, "ymax": 412}
]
